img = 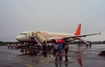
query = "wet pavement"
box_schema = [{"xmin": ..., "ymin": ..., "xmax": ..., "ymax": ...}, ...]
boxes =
[{"xmin": 0, "ymin": 44, "xmax": 105, "ymax": 67}]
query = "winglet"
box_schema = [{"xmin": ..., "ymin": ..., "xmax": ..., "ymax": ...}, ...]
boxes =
[{"xmin": 74, "ymin": 23, "xmax": 81, "ymax": 36}]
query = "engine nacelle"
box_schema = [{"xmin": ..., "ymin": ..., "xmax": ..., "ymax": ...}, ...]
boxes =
[{"xmin": 52, "ymin": 39, "xmax": 65, "ymax": 44}]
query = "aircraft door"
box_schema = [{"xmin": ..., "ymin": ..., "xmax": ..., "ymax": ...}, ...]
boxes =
[{"xmin": 28, "ymin": 31, "xmax": 35, "ymax": 38}]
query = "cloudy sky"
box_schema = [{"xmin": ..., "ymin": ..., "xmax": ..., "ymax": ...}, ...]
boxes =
[{"xmin": 0, "ymin": 0, "xmax": 105, "ymax": 42}]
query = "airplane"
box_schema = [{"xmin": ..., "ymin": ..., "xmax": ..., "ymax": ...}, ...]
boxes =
[
  {"xmin": 16, "ymin": 23, "xmax": 101, "ymax": 67},
  {"xmin": 16, "ymin": 23, "xmax": 101, "ymax": 45}
]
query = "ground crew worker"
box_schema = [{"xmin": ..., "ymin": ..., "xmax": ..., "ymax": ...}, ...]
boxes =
[
  {"xmin": 89, "ymin": 42, "xmax": 92, "ymax": 48},
  {"xmin": 42, "ymin": 41, "xmax": 47, "ymax": 57},
  {"xmin": 58, "ymin": 43, "xmax": 63, "ymax": 61},
  {"xmin": 53, "ymin": 43, "xmax": 59, "ymax": 60},
  {"xmin": 64, "ymin": 43, "xmax": 69, "ymax": 61},
  {"xmin": 24, "ymin": 43, "xmax": 28, "ymax": 54},
  {"xmin": 7, "ymin": 44, "xmax": 10, "ymax": 49},
  {"xmin": 64, "ymin": 43, "xmax": 69, "ymax": 55},
  {"xmin": 47, "ymin": 43, "xmax": 53, "ymax": 57},
  {"xmin": 13, "ymin": 44, "xmax": 16, "ymax": 49},
  {"xmin": 11, "ymin": 44, "xmax": 13, "ymax": 49},
  {"xmin": 86, "ymin": 44, "xmax": 88, "ymax": 48}
]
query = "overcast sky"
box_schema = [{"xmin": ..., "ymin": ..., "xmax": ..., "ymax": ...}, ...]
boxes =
[{"xmin": 0, "ymin": 0, "xmax": 105, "ymax": 42}]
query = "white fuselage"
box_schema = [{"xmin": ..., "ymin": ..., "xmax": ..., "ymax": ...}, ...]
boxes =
[{"xmin": 16, "ymin": 30, "xmax": 74, "ymax": 42}]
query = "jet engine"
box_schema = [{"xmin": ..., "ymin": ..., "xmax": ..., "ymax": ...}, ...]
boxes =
[{"xmin": 52, "ymin": 39, "xmax": 65, "ymax": 44}]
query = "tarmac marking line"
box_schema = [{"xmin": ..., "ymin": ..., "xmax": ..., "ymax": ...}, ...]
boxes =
[
  {"xmin": 15, "ymin": 60, "xmax": 20, "ymax": 63},
  {"xmin": 25, "ymin": 63, "xmax": 33, "ymax": 67}
]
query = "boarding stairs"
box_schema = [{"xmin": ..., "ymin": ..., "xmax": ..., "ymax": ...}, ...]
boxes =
[{"xmin": 31, "ymin": 31, "xmax": 47, "ymax": 47}]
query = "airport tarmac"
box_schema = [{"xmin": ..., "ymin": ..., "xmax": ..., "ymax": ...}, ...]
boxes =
[{"xmin": 0, "ymin": 44, "xmax": 105, "ymax": 67}]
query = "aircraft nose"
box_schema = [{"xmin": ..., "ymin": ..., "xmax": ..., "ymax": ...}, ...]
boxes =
[{"xmin": 16, "ymin": 36, "xmax": 21, "ymax": 41}]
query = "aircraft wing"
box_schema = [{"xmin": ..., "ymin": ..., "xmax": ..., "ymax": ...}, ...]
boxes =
[
  {"xmin": 63, "ymin": 23, "xmax": 101, "ymax": 40},
  {"xmin": 63, "ymin": 32, "xmax": 101, "ymax": 40}
]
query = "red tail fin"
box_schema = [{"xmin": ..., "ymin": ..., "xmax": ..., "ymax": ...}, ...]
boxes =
[{"xmin": 74, "ymin": 23, "xmax": 81, "ymax": 36}]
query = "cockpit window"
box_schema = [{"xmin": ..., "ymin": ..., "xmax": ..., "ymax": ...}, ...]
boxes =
[{"xmin": 20, "ymin": 33, "xmax": 27, "ymax": 35}]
